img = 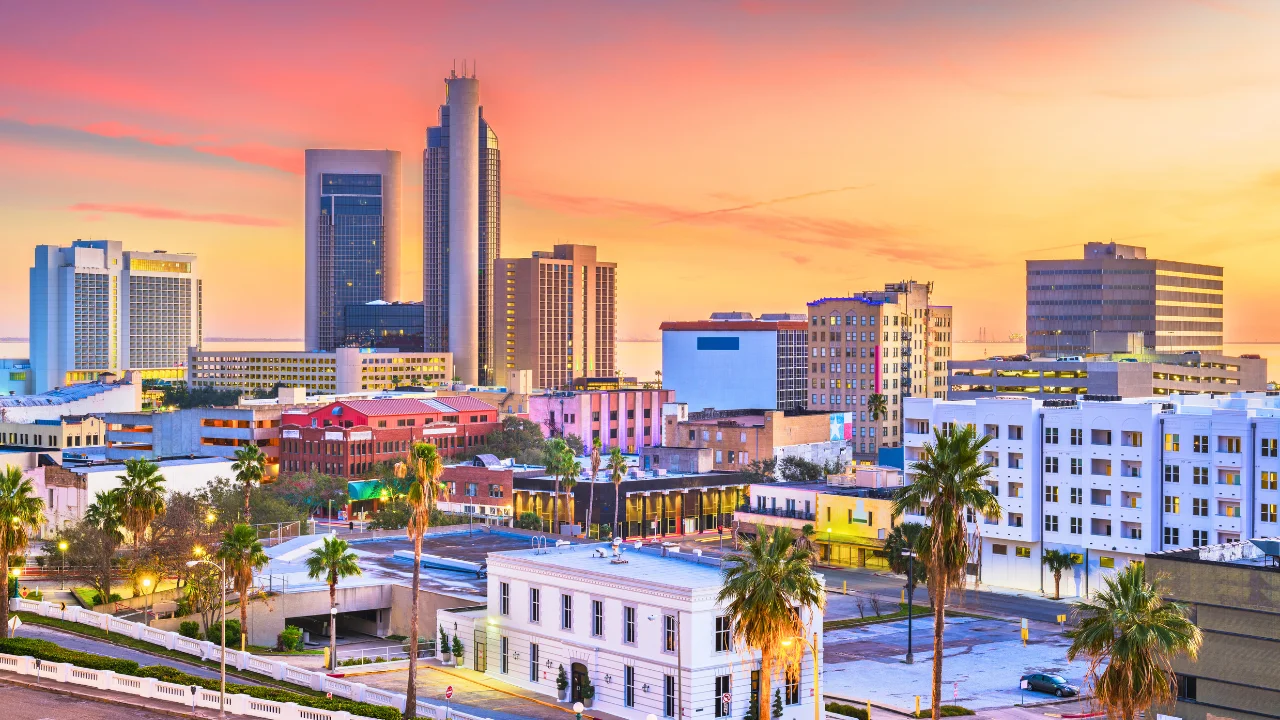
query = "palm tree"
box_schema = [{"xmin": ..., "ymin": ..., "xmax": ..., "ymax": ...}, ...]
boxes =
[
  {"xmin": 396, "ymin": 442, "xmax": 444, "ymax": 719},
  {"xmin": 1042, "ymin": 549, "xmax": 1077, "ymax": 601},
  {"xmin": 117, "ymin": 458, "xmax": 166, "ymax": 560},
  {"xmin": 586, "ymin": 437, "xmax": 602, "ymax": 538},
  {"xmin": 305, "ymin": 536, "xmax": 362, "ymax": 670},
  {"xmin": 718, "ymin": 525, "xmax": 825, "ymax": 720},
  {"xmin": 1066, "ymin": 562, "xmax": 1202, "ymax": 719},
  {"xmin": 0, "ymin": 467, "xmax": 44, "ymax": 637},
  {"xmin": 868, "ymin": 393, "xmax": 889, "ymax": 421},
  {"xmin": 892, "ymin": 425, "xmax": 1000, "ymax": 720},
  {"xmin": 795, "ymin": 523, "xmax": 817, "ymax": 552},
  {"xmin": 607, "ymin": 447, "xmax": 627, "ymax": 538},
  {"xmin": 561, "ymin": 458, "xmax": 582, "ymax": 531},
  {"xmin": 542, "ymin": 438, "xmax": 570, "ymax": 535},
  {"xmin": 884, "ymin": 521, "xmax": 930, "ymax": 608},
  {"xmin": 84, "ymin": 489, "xmax": 125, "ymax": 609},
  {"xmin": 231, "ymin": 444, "xmax": 266, "ymax": 523},
  {"xmin": 216, "ymin": 523, "xmax": 268, "ymax": 652}
]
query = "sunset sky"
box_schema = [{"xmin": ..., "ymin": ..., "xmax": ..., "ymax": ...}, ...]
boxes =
[{"xmin": 5, "ymin": 0, "xmax": 1280, "ymax": 343}]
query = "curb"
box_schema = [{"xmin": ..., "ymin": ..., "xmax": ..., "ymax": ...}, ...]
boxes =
[{"xmin": 0, "ymin": 673, "xmax": 219, "ymax": 719}]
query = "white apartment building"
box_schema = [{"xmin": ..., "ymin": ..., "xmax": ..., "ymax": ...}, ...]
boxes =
[
  {"xmin": 186, "ymin": 346, "xmax": 452, "ymax": 394},
  {"xmin": 441, "ymin": 542, "xmax": 822, "ymax": 720},
  {"xmin": 904, "ymin": 393, "xmax": 1280, "ymax": 596},
  {"xmin": 30, "ymin": 240, "xmax": 201, "ymax": 393}
]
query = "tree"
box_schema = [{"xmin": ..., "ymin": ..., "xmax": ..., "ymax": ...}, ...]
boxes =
[
  {"xmin": 742, "ymin": 458, "xmax": 777, "ymax": 484},
  {"xmin": 561, "ymin": 458, "xmax": 582, "ymax": 530},
  {"xmin": 1067, "ymin": 562, "xmax": 1202, "ymax": 719},
  {"xmin": 0, "ymin": 467, "xmax": 44, "ymax": 636},
  {"xmin": 231, "ymin": 444, "xmax": 266, "ymax": 523},
  {"xmin": 772, "ymin": 689, "xmax": 784, "ymax": 718},
  {"xmin": 868, "ymin": 393, "xmax": 889, "ymax": 422},
  {"xmin": 305, "ymin": 536, "xmax": 362, "ymax": 670},
  {"xmin": 264, "ymin": 471, "xmax": 349, "ymax": 514},
  {"xmin": 81, "ymin": 491, "xmax": 125, "ymax": 608},
  {"xmin": 891, "ymin": 424, "xmax": 1001, "ymax": 720},
  {"xmin": 117, "ymin": 458, "xmax": 166, "ymax": 560},
  {"xmin": 776, "ymin": 456, "xmax": 838, "ymax": 484},
  {"xmin": 718, "ymin": 525, "xmax": 825, "ymax": 720},
  {"xmin": 884, "ymin": 521, "xmax": 930, "ymax": 606},
  {"xmin": 543, "ymin": 438, "xmax": 571, "ymax": 535},
  {"xmin": 563, "ymin": 434, "xmax": 586, "ymax": 457},
  {"xmin": 182, "ymin": 561, "xmax": 224, "ymax": 637},
  {"xmin": 200, "ymin": 476, "xmax": 303, "ymax": 529},
  {"xmin": 795, "ymin": 524, "xmax": 817, "ymax": 552},
  {"xmin": 607, "ymin": 447, "xmax": 627, "ymax": 538},
  {"xmin": 1042, "ymin": 549, "xmax": 1077, "ymax": 601},
  {"xmin": 396, "ymin": 442, "xmax": 445, "ymax": 719},
  {"xmin": 469, "ymin": 417, "xmax": 548, "ymax": 465},
  {"xmin": 216, "ymin": 523, "xmax": 267, "ymax": 652},
  {"xmin": 514, "ymin": 511, "xmax": 542, "ymax": 531},
  {"xmin": 586, "ymin": 437, "xmax": 602, "ymax": 538},
  {"xmin": 160, "ymin": 384, "xmax": 243, "ymax": 409}
]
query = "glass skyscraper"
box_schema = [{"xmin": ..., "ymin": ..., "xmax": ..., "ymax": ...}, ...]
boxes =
[{"xmin": 343, "ymin": 301, "xmax": 426, "ymax": 353}]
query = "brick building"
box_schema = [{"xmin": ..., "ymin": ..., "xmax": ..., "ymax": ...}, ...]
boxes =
[{"xmin": 659, "ymin": 406, "xmax": 850, "ymax": 472}]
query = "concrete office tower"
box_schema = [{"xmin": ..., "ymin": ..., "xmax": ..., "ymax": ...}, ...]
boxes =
[
  {"xmin": 424, "ymin": 70, "xmax": 501, "ymax": 385},
  {"xmin": 1027, "ymin": 242, "xmax": 1223, "ymax": 357},
  {"xmin": 304, "ymin": 149, "xmax": 402, "ymax": 352},
  {"xmin": 494, "ymin": 245, "xmax": 617, "ymax": 390},
  {"xmin": 30, "ymin": 240, "xmax": 201, "ymax": 393}
]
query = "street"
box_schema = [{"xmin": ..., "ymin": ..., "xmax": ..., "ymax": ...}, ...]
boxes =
[{"xmin": 0, "ymin": 679, "xmax": 206, "ymax": 719}]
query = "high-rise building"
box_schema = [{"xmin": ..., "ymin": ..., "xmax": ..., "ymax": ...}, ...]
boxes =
[
  {"xmin": 1027, "ymin": 242, "xmax": 1223, "ymax": 357},
  {"xmin": 343, "ymin": 301, "xmax": 425, "ymax": 353},
  {"xmin": 661, "ymin": 312, "xmax": 809, "ymax": 413},
  {"xmin": 424, "ymin": 70, "xmax": 501, "ymax": 385},
  {"xmin": 30, "ymin": 240, "xmax": 201, "ymax": 393},
  {"xmin": 806, "ymin": 281, "xmax": 952, "ymax": 461},
  {"xmin": 304, "ymin": 149, "xmax": 402, "ymax": 352},
  {"xmin": 494, "ymin": 245, "xmax": 616, "ymax": 390}
]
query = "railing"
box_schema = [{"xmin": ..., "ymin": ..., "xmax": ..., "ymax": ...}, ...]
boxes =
[
  {"xmin": 336, "ymin": 642, "xmax": 433, "ymax": 666},
  {"xmin": 736, "ymin": 505, "xmax": 816, "ymax": 521}
]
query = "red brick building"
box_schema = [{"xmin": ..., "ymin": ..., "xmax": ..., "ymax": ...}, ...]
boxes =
[{"xmin": 278, "ymin": 397, "xmax": 501, "ymax": 477}]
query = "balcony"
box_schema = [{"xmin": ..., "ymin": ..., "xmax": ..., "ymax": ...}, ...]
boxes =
[
  {"xmin": 737, "ymin": 504, "xmax": 815, "ymax": 522},
  {"xmin": 1121, "ymin": 461, "xmax": 1142, "ymax": 479},
  {"xmin": 1214, "ymin": 514, "xmax": 1242, "ymax": 533}
]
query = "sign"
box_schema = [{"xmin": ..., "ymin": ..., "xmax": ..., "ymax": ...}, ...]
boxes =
[
  {"xmin": 721, "ymin": 692, "xmax": 731, "ymax": 711},
  {"xmin": 7, "ymin": 616, "xmax": 20, "ymax": 634},
  {"xmin": 1057, "ymin": 614, "xmax": 1067, "ymax": 623},
  {"xmin": 1020, "ymin": 679, "xmax": 1029, "ymax": 690},
  {"xmin": 324, "ymin": 431, "xmax": 345, "ymax": 441},
  {"xmin": 349, "ymin": 431, "xmax": 372, "ymax": 441},
  {"xmin": 282, "ymin": 429, "xmax": 300, "ymax": 439},
  {"xmin": 445, "ymin": 686, "xmax": 454, "ymax": 700}
]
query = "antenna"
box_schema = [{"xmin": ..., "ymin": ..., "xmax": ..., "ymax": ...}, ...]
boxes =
[{"xmin": 451, "ymin": 59, "xmax": 457, "ymax": 78}]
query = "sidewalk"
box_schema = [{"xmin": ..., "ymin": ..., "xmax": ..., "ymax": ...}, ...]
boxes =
[{"xmin": 0, "ymin": 671, "xmax": 234, "ymax": 720}]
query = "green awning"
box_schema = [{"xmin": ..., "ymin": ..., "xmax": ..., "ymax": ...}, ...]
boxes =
[{"xmin": 348, "ymin": 480, "xmax": 385, "ymax": 502}]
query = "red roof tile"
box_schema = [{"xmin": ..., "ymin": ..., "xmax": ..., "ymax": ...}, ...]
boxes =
[
  {"xmin": 335, "ymin": 399, "xmax": 436, "ymax": 417},
  {"xmin": 429, "ymin": 396, "xmax": 499, "ymax": 413}
]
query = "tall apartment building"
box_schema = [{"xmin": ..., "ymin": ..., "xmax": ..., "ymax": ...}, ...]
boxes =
[
  {"xmin": 494, "ymin": 244, "xmax": 616, "ymax": 390},
  {"xmin": 303, "ymin": 149, "xmax": 402, "ymax": 352},
  {"xmin": 1027, "ymin": 242, "xmax": 1223, "ymax": 356},
  {"xmin": 806, "ymin": 281, "xmax": 952, "ymax": 461},
  {"xmin": 187, "ymin": 347, "xmax": 451, "ymax": 394},
  {"xmin": 30, "ymin": 240, "xmax": 201, "ymax": 393},
  {"xmin": 661, "ymin": 312, "xmax": 808, "ymax": 413},
  {"xmin": 904, "ymin": 393, "xmax": 1280, "ymax": 595},
  {"xmin": 424, "ymin": 70, "xmax": 501, "ymax": 386}
]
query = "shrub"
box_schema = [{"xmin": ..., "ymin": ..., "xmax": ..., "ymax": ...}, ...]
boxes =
[
  {"xmin": 912, "ymin": 707, "xmax": 975, "ymax": 718},
  {"xmin": 178, "ymin": 621, "xmax": 202, "ymax": 640},
  {"xmin": 205, "ymin": 618, "xmax": 241, "ymax": 648},
  {"xmin": 0, "ymin": 637, "xmax": 139, "ymax": 674},
  {"xmin": 91, "ymin": 591, "xmax": 123, "ymax": 606},
  {"xmin": 450, "ymin": 635, "xmax": 463, "ymax": 660},
  {"xmin": 827, "ymin": 701, "xmax": 870, "ymax": 720},
  {"xmin": 276, "ymin": 625, "xmax": 304, "ymax": 652},
  {"xmin": 514, "ymin": 512, "xmax": 542, "ymax": 531},
  {"xmin": 136, "ymin": 665, "xmax": 401, "ymax": 720}
]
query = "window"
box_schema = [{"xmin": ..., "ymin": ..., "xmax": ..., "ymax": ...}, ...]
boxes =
[
  {"xmin": 1070, "ymin": 517, "xmax": 1083, "ymax": 534},
  {"xmin": 785, "ymin": 666, "xmax": 800, "ymax": 705},
  {"xmin": 1163, "ymin": 465, "xmax": 1179, "ymax": 483},
  {"xmin": 530, "ymin": 588, "xmax": 540, "ymax": 623},
  {"xmin": 1193, "ymin": 435, "xmax": 1209, "ymax": 453},
  {"xmin": 500, "ymin": 635, "xmax": 508, "ymax": 674},
  {"xmin": 1263, "ymin": 438, "xmax": 1279, "ymax": 457},
  {"xmin": 529, "ymin": 642, "xmax": 539, "ymax": 682},
  {"xmin": 561, "ymin": 594, "xmax": 573, "ymax": 630},
  {"xmin": 1070, "ymin": 458, "xmax": 1082, "ymax": 476},
  {"xmin": 625, "ymin": 666, "xmax": 636, "ymax": 708},
  {"xmin": 1008, "ymin": 425, "xmax": 1023, "ymax": 440},
  {"xmin": 1045, "ymin": 515, "xmax": 1059, "ymax": 532},
  {"xmin": 715, "ymin": 675, "xmax": 731, "ymax": 718},
  {"xmin": 623, "ymin": 606, "xmax": 636, "ymax": 644},
  {"xmin": 1192, "ymin": 529, "xmax": 1208, "ymax": 547},
  {"xmin": 1164, "ymin": 496, "xmax": 1180, "ymax": 514},
  {"xmin": 1070, "ymin": 487, "xmax": 1083, "ymax": 504},
  {"xmin": 1192, "ymin": 498, "xmax": 1208, "ymax": 517},
  {"xmin": 714, "ymin": 615, "xmax": 732, "ymax": 652},
  {"xmin": 1015, "ymin": 546, "xmax": 1031, "ymax": 558},
  {"xmin": 1164, "ymin": 433, "xmax": 1180, "ymax": 451},
  {"xmin": 1044, "ymin": 456, "xmax": 1059, "ymax": 474},
  {"xmin": 1177, "ymin": 675, "xmax": 1197, "ymax": 701},
  {"xmin": 592, "ymin": 600, "xmax": 604, "ymax": 637},
  {"xmin": 1045, "ymin": 485, "xmax": 1059, "ymax": 502},
  {"xmin": 1164, "ymin": 527, "xmax": 1179, "ymax": 546},
  {"xmin": 665, "ymin": 674, "xmax": 676, "ymax": 718},
  {"xmin": 1264, "ymin": 471, "xmax": 1278, "ymax": 490},
  {"xmin": 1044, "ymin": 427, "xmax": 1059, "ymax": 444},
  {"xmin": 992, "ymin": 544, "xmax": 1008, "ymax": 555},
  {"xmin": 499, "ymin": 582, "xmax": 509, "ymax": 616},
  {"xmin": 664, "ymin": 614, "xmax": 677, "ymax": 653},
  {"xmin": 1099, "ymin": 556, "xmax": 1115, "ymax": 569},
  {"xmin": 1193, "ymin": 467, "xmax": 1209, "ymax": 485},
  {"xmin": 1263, "ymin": 504, "xmax": 1278, "ymax": 523},
  {"xmin": 1221, "ymin": 436, "xmax": 1242, "ymax": 454},
  {"xmin": 1071, "ymin": 428, "xmax": 1083, "ymax": 446}
]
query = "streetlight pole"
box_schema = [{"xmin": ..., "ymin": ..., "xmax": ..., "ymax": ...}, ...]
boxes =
[
  {"xmin": 188, "ymin": 557, "xmax": 227, "ymax": 719},
  {"xmin": 902, "ymin": 548, "xmax": 917, "ymax": 665},
  {"xmin": 58, "ymin": 541, "xmax": 67, "ymax": 591},
  {"xmin": 783, "ymin": 629, "xmax": 821, "ymax": 720}
]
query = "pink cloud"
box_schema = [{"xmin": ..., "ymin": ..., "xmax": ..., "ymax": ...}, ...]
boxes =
[{"xmin": 69, "ymin": 202, "xmax": 285, "ymax": 227}]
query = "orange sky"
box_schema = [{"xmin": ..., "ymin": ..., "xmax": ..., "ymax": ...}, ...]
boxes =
[{"xmin": 4, "ymin": 1, "xmax": 1280, "ymax": 342}]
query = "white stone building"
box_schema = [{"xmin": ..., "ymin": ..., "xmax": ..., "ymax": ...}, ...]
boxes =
[{"xmin": 439, "ymin": 542, "xmax": 823, "ymax": 720}]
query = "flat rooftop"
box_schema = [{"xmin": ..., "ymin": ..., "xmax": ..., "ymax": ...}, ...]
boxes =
[
  {"xmin": 1150, "ymin": 537, "xmax": 1280, "ymax": 570},
  {"xmin": 490, "ymin": 541, "xmax": 729, "ymax": 592}
]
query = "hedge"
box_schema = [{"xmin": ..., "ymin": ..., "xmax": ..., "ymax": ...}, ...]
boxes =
[
  {"xmin": 0, "ymin": 637, "xmax": 139, "ymax": 674},
  {"xmin": 912, "ymin": 706, "xmax": 975, "ymax": 718},
  {"xmin": 134, "ymin": 665, "xmax": 402, "ymax": 720},
  {"xmin": 826, "ymin": 701, "xmax": 870, "ymax": 720}
]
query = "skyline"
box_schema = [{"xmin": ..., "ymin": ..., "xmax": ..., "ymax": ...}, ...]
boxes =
[{"xmin": 6, "ymin": 1, "xmax": 1280, "ymax": 343}]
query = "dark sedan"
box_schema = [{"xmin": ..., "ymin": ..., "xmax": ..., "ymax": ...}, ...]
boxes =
[{"xmin": 1020, "ymin": 673, "xmax": 1080, "ymax": 697}]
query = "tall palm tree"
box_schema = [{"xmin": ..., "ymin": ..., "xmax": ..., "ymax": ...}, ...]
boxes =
[
  {"xmin": 1067, "ymin": 561, "xmax": 1202, "ymax": 719},
  {"xmin": 892, "ymin": 425, "xmax": 1000, "ymax": 720},
  {"xmin": 561, "ymin": 458, "xmax": 582, "ymax": 531},
  {"xmin": 117, "ymin": 458, "xmax": 166, "ymax": 560},
  {"xmin": 84, "ymin": 489, "xmax": 125, "ymax": 610},
  {"xmin": 231, "ymin": 444, "xmax": 266, "ymax": 523},
  {"xmin": 542, "ymin": 438, "xmax": 570, "ymax": 535},
  {"xmin": 868, "ymin": 393, "xmax": 889, "ymax": 421},
  {"xmin": 1042, "ymin": 549, "xmax": 1077, "ymax": 601},
  {"xmin": 0, "ymin": 467, "xmax": 44, "ymax": 637},
  {"xmin": 216, "ymin": 523, "xmax": 268, "ymax": 652},
  {"xmin": 607, "ymin": 447, "xmax": 627, "ymax": 538},
  {"xmin": 718, "ymin": 525, "xmax": 825, "ymax": 720},
  {"xmin": 586, "ymin": 437, "xmax": 602, "ymax": 538},
  {"xmin": 396, "ymin": 442, "xmax": 444, "ymax": 719},
  {"xmin": 884, "ymin": 521, "xmax": 930, "ymax": 606},
  {"xmin": 305, "ymin": 536, "xmax": 362, "ymax": 670}
]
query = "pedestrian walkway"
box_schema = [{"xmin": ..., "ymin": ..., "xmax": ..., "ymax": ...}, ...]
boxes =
[
  {"xmin": 16, "ymin": 623, "xmax": 231, "ymax": 682},
  {"xmin": 0, "ymin": 672, "xmax": 236, "ymax": 720}
]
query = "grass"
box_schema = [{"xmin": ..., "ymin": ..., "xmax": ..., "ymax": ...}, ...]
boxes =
[
  {"xmin": 826, "ymin": 603, "xmax": 920, "ymax": 629},
  {"xmin": 248, "ymin": 643, "xmax": 324, "ymax": 656}
]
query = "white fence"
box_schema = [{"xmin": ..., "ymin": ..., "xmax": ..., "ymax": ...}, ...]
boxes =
[{"xmin": 8, "ymin": 598, "xmax": 496, "ymax": 720}]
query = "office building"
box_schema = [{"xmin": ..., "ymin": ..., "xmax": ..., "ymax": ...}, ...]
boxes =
[
  {"xmin": 806, "ymin": 281, "xmax": 952, "ymax": 461},
  {"xmin": 187, "ymin": 347, "xmax": 451, "ymax": 394},
  {"xmin": 494, "ymin": 244, "xmax": 617, "ymax": 390},
  {"xmin": 0, "ymin": 415, "xmax": 105, "ymax": 450},
  {"xmin": 659, "ymin": 406, "xmax": 852, "ymax": 472},
  {"xmin": 1148, "ymin": 539, "xmax": 1280, "ymax": 720},
  {"xmin": 304, "ymin": 149, "xmax": 403, "ymax": 352},
  {"xmin": 1027, "ymin": 242, "xmax": 1223, "ymax": 356},
  {"xmin": 661, "ymin": 312, "xmax": 808, "ymax": 413},
  {"xmin": 0, "ymin": 371, "xmax": 142, "ymax": 423},
  {"xmin": 103, "ymin": 406, "xmax": 283, "ymax": 472},
  {"xmin": 343, "ymin": 300, "xmax": 425, "ymax": 353},
  {"xmin": 528, "ymin": 387, "xmax": 673, "ymax": 454},
  {"xmin": 424, "ymin": 69, "xmax": 501, "ymax": 386},
  {"xmin": 904, "ymin": 392, "xmax": 1280, "ymax": 594},
  {"xmin": 30, "ymin": 240, "xmax": 201, "ymax": 393},
  {"xmin": 442, "ymin": 541, "xmax": 822, "ymax": 720}
]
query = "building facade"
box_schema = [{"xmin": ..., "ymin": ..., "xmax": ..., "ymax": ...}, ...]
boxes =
[
  {"xmin": 187, "ymin": 347, "xmax": 451, "ymax": 394},
  {"xmin": 1027, "ymin": 242, "xmax": 1224, "ymax": 356},
  {"xmin": 30, "ymin": 240, "xmax": 201, "ymax": 393},
  {"xmin": 343, "ymin": 301, "xmax": 425, "ymax": 353},
  {"xmin": 0, "ymin": 360, "xmax": 33, "ymax": 397},
  {"xmin": 736, "ymin": 481, "xmax": 898, "ymax": 569},
  {"xmin": 424, "ymin": 70, "xmax": 501, "ymax": 386},
  {"xmin": 806, "ymin": 281, "xmax": 952, "ymax": 462},
  {"xmin": 0, "ymin": 415, "xmax": 104, "ymax": 451},
  {"xmin": 494, "ymin": 245, "xmax": 617, "ymax": 390},
  {"xmin": 0, "ymin": 371, "xmax": 142, "ymax": 423},
  {"xmin": 661, "ymin": 407, "xmax": 851, "ymax": 472},
  {"xmin": 528, "ymin": 388, "xmax": 674, "ymax": 454},
  {"xmin": 303, "ymin": 149, "xmax": 402, "ymax": 352},
  {"xmin": 26, "ymin": 465, "xmax": 87, "ymax": 537},
  {"xmin": 103, "ymin": 406, "xmax": 282, "ymax": 471},
  {"xmin": 661, "ymin": 313, "xmax": 808, "ymax": 413}
]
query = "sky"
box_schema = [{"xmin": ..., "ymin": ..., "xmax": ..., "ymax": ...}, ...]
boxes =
[{"xmin": 4, "ymin": 0, "xmax": 1280, "ymax": 342}]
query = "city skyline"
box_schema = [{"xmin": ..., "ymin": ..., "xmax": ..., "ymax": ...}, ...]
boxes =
[{"xmin": 5, "ymin": 1, "xmax": 1280, "ymax": 344}]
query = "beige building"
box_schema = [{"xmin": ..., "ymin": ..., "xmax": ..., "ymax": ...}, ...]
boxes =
[
  {"xmin": 187, "ymin": 346, "xmax": 452, "ymax": 393},
  {"xmin": 660, "ymin": 407, "xmax": 848, "ymax": 472},
  {"xmin": 493, "ymin": 244, "xmax": 616, "ymax": 390},
  {"xmin": 0, "ymin": 415, "xmax": 105, "ymax": 450},
  {"xmin": 806, "ymin": 280, "xmax": 952, "ymax": 460}
]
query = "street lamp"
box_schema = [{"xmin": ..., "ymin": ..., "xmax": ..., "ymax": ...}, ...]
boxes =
[
  {"xmin": 781, "ymin": 629, "xmax": 822, "ymax": 720},
  {"xmin": 901, "ymin": 548, "xmax": 917, "ymax": 665},
  {"xmin": 140, "ymin": 576, "xmax": 153, "ymax": 626},
  {"xmin": 188, "ymin": 557, "xmax": 227, "ymax": 719},
  {"xmin": 573, "ymin": 701, "xmax": 584, "ymax": 720},
  {"xmin": 57, "ymin": 541, "xmax": 68, "ymax": 591}
]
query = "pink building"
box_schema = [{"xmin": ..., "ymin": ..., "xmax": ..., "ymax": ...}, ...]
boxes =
[{"xmin": 528, "ymin": 388, "xmax": 674, "ymax": 453}]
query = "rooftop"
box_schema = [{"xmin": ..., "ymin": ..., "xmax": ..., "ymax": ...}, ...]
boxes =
[
  {"xmin": 489, "ymin": 541, "xmax": 729, "ymax": 592},
  {"xmin": 660, "ymin": 320, "xmax": 806, "ymax": 331},
  {"xmin": 1149, "ymin": 538, "xmax": 1280, "ymax": 570},
  {"xmin": 0, "ymin": 379, "xmax": 132, "ymax": 408}
]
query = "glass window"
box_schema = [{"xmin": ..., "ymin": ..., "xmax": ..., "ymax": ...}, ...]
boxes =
[
  {"xmin": 561, "ymin": 594, "xmax": 573, "ymax": 630},
  {"xmin": 715, "ymin": 675, "xmax": 731, "ymax": 718},
  {"xmin": 715, "ymin": 616, "xmax": 731, "ymax": 652},
  {"xmin": 500, "ymin": 635, "xmax": 508, "ymax": 674},
  {"xmin": 665, "ymin": 674, "xmax": 676, "ymax": 718},
  {"xmin": 623, "ymin": 605, "xmax": 636, "ymax": 643},
  {"xmin": 529, "ymin": 642, "xmax": 539, "ymax": 682},
  {"xmin": 592, "ymin": 600, "xmax": 604, "ymax": 637},
  {"xmin": 499, "ymin": 582, "xmax": 509, "ymax": 616},
  {"xmin": 530, "ymin": 588, "xmax": 540, "ymax": 623},
  {"xmin": 625, "ymin": 665, "xmax": 636, "ymax": 707},
  {"xmin": 664, "ymin": 614, "xmax": 676, "ymax": 653}
]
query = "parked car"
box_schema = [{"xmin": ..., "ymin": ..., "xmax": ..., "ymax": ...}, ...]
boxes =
[{"xmin": 1020, "ymin": 673, "xmax": 1079, "ymax": 697}]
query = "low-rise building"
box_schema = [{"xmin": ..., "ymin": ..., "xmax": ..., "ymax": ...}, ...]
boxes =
[
  {"xmin": 0, "ymin": 415, "xmax": 105, "ymax": 450},
  {"xmin": 26, "ymin": 464, "xmax": 87, "ymax": 536},
  {"xmin": 187, "ymin": 346, "xmax": 452, "ymax": 394},
  {"xmin": 528, "ymin": 388, "xmax": 674, "ymax": 454},
  {"xmin": 0, "ymin": 371, "xmax": 141, "ymax": 423},
  {"xmin": 444, "ymin": 542, "xmax": 823, "ymax": 720},
  {"xmin": 661, "ymin": 406, "xmax": 852, "ymax": 472},
  {"xmin": 736, "ymin": 478, "xmax": 899, "ymax": 569},
  {"xmin": 661, "ymin": 312, "xmax": 809, "ymax": 413},
  {"xmin": 0, "ymin": 359, "xmax": 33, "ymax": 397},
  {"xmin": 65, "ymin": 456, "xmax": 236, "ymax": 498},
  {"xmin": 103, "ymin": 406, "xmax": 282, "ymax": 471}
]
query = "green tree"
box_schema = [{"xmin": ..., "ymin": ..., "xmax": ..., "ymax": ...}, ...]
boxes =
[
  {"xmin": 1042, "ymin": 549, "xmax": 1077, "ymax": 601},
  {"xmin": 1066, "ymin": 562, "xmax": 1202, "ymax": 719},
  {"xmin": 304, "ymin": 536, "xmax": 362, "ymax": 670},
  {"xmin": 718, "ymin": 525, "xmax": 825, "ymax": 720},
  {"xmin": 563, "ymin": 434, "xmax": 586, "ymax": 457},
  {"xmin": 586, "ymin": 437, "xmax": 602, "ymax": 538},
  {"xmin": 264, "ymin": 470, "xmax": 349, "ymax": 514},
  {"xmin": 892, "ymin": 425, "xmax": 1001, "ymax": 720},
  {"xmin": 117, "ymin": 458, "xmax": 166, "ymax": 560},
  {"xmin": 543, "ymin": 438, "xmax": 572, "ymax": 534},
  {"xmin": 607, "ymin": 447, "xmax": 627, "ymax": 538},
  {"xmin": 231, "ymin": 444, "xmax": 266, "ymax": 523},
  {"xmin": 81, "ymin": 491, "xmax": 125, "ymax": 609},
  {"xmin": 742, "ymin": 458, "xmax": 777, "ymax": 484},
  {"xmin": 396, "ymin": 442, "xmax": 444, "ymax": 719},
  {"xmin": 0, "ymin": 467, "xmax": 44, "ymax": 636},
  {"xmin": 868, "ymin": 393, "xmax": 889, "ymax": 422},
  {"xmin": 470, "ymin": 416, "xmax": 551, "ymax": 465},
  {"xmin": 884, "ymin": 521, "xmax": 930, "ymax": 606},
  {"xmin": 561, "ymin": 457, "xmax": 582, "ymax": 530},
  {"xmin": 216, "ymin": 523, "xmax": 267, "ymax": 652},
  {"xmin": 777, "ymin": 456, "xmax": 825, "ymax": 484},
  {"xmin": 772, "ymin": 689, "xmax": 784, "ymax": 717},
  {"xmin": 796, "ymin": 524, "xmax": 817, "ymax": 552}
]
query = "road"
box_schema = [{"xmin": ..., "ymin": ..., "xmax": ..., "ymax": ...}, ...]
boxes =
[
  {"xmin": 0, "ymin": 680, "xmax": 200, "ymax": 720},
  {"xmin": 17, "ymin": 623, "xmax": 238, "ymax": 682}
]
